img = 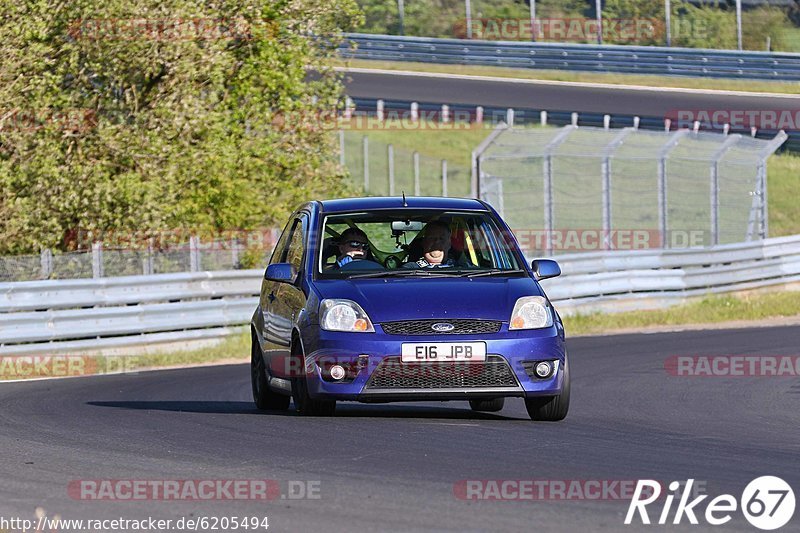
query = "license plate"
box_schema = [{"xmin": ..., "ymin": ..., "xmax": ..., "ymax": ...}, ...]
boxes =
[{"xmin": 401, "ymin": 342, "xmax": 486, "ymax": 363}]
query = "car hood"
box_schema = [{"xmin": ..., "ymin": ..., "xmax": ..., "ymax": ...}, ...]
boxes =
[{"xmin": 313, "ymin": 277, "xmax": 544, "ymax": 323}]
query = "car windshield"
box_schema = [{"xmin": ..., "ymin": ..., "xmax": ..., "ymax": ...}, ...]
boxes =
[{"xmin": 316, "ymin": 209, "xmax": 523, "ymax": 278}]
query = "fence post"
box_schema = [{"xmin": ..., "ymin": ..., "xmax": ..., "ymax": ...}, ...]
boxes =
[
  {"xmin": 40, "ymin": 249, "xmax": 53, "ymax": 279},
  {"xmin": 376, "ymin": 99, "xmax": 384, "ymax": 121},
  {"xmin": 441, "ymin": 159, "xmax": 448, "ymax": 196},
  {"xmin": 600, "ymin": 128, "xmax": 633, "ymax": 250},
  {"xmin": 190, "ymin": 236, "xmax": 200, "ymax": 272},
  {"xmin": 506, "ymin": 108, "xmax": 514, "ymax": 127},
  {"xmin": 571, "ymin": 112, "xmax": 578, "ymax": 126},
  {"xmin": 410, "ymin": 102, "xmax": 419, "ymax": 122},
  {"xmin": 339, "ymin": 130, "xmax": 345, "ymax": 167},
  {"xmin": 710, "ymin": 134, "xmax": 742, "ymax": 246},
  {"xmin": 542, "ymin": 125, "xmax": 577, "ymax": 256},
  {"xmin": 144, "ymin": 238, "xmax": 154, "ymax": 275},
  {"xmin": 475, "ymin": 106, "xmax": 483, "ymax": 125},
  {"xmin": 471, "ymin": 122, "xmax": 509, "ymax": 199},
  {"xmin": 441, "ymin": 104, "xmax": 450, "ymax": 124},
  {"xmin": 362, "ymin": 136, "xmax": 369, "ymax": 192},
  {"xmin": 388, "ymin": 144, "xmax": 395, "ymax": 196},
  {"xmin": 658, "ymin": 130, "xmax": 688, "ymax": 248},
  {"xmin": 540, "ymin": 111, "xmax": 547, "ymax": 126},
  {"xmin": 231, "ymin": 236, "xmax": 240, "ymax": 269},
  {"xmin": 413, "ymin": 151, "xmax": 420, "ymax": 196},
  {"xmin": 92, "ymin": 241, "xmax": 104, "ymax": 278}
]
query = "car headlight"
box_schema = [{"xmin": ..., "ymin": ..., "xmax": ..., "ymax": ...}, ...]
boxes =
[
  {"xmin": 320, "ymin": 299, "xmax": 375, "ymax": 332},
  {"xmin": 509, "ymin": 296, "xmax": 553, "ymax": 330}
]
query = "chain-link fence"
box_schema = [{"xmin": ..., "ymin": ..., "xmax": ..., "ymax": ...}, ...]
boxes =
[
  {"xmin": 0, "ymin": 237, "xmax": 274, "ymax": 283},
  {"xmin": 477, "ymin": 124, "xmax": 786, "ymax": 256},
  {"xmin": 342, "ymin": 131, "xmax": 472, "ymax": 198}
]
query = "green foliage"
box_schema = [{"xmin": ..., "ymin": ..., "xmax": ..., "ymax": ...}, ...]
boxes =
[
  {"xmin": 356, "ymin": 0, "xmax": 796, "ymax": 50},
  {"xmin": 0, "ymin": 1, "xmax": 362, "ymax": 254}
]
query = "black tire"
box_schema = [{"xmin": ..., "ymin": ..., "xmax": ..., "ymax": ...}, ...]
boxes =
[
  {"xmin": 251, "ymin": 333, "xmax": 290, "ymax": 411},
  {"xmin": 525, "ymin": 357, "xmax": 570, "ymax": 421},
  {"xmin": 291, "ymin": 348, "xmax": 336, "ymax": 417},
  {"xmin": 469, "ymin": 398, "xmax": 505, "ymax": 412}
]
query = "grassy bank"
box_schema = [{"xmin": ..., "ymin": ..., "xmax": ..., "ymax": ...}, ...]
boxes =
[{"xmin": 564, "ymin": 291, "xmax": 800, "ymax": 336}]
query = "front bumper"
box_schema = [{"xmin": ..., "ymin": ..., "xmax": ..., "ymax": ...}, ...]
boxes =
[{"xmin": 301, "ymin": 323, "xmax": 566, "ymax": 402}]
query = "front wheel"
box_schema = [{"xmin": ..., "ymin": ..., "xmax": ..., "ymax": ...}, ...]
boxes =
[
  {"xmin": 291, "ymin": 351, "xmax": 336, "ymax": 417},
  {"xmin": 251, "ymin": 333, "xmax": 290, "ymax": 411},
  {"xmin": 469, "ymin": 398, "xmax": 505, "ymax": 412},
  {"xmin": 525, "ymin": 358, "xmax": 570, "ymax": 421}
]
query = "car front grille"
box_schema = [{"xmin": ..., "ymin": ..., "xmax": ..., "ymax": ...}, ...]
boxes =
[
  {"xmin": 364, "ymin": 355, "xmax": 518, "ymax": 390},
  {"xmin": 380, "ymin": 319, "xmax": 502, "ymax": 335}
]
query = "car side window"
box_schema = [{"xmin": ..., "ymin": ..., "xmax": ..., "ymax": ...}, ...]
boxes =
[
  {"xmin": 284, "ymin": 215, "xmax": 308, "ymax": 271},
  {"xmin": 268, "ymin": 220, "xmax": 294, "ymax": 266}
]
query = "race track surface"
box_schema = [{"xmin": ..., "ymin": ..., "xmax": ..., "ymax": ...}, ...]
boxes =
[
  {"xmin": 1, "ymin": 325, "xmax": 798, "ymax": 532},
  {"xmin": 342, "ymin": 70, "xmax": 800, "ymax": 117}
]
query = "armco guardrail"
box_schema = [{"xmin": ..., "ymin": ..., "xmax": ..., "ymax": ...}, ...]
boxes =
[
  {"xmin": 341, "ymin": 33, "xmax": 800, "ymax": 80},
  {"xmin": 0, "ymin": 270, "xmax": 262, "ymax": 356},
  {"xmin": 544, "ymin": 234, "xmax": 800, "ymax": 314},
  {"xmin": 1, "ymin": 235, "xmax": 798, "ymax": 355}
]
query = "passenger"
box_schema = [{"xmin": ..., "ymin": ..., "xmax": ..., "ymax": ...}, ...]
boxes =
[
  {"xmin": 404, "ymin": 220, "xmax": 465, "ymax": 268},
  {"xmin": 332, "ymin": 227, "xmax": 370, "ymax": 268}
]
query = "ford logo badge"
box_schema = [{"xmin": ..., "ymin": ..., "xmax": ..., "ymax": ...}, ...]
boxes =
[{"xmin": 431, "ymin": 322, "xmax": 455, "ymax": 332}]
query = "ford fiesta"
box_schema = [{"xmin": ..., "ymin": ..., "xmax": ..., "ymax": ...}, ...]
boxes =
[{"xmin": 250, "ymin": 197, "xmax": 569, "ymax": 421}]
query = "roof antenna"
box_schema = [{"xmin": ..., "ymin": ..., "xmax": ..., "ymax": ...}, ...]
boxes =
[{"xmin": 402, "ymin": 191, "xmax": 408, "ymax": 207}]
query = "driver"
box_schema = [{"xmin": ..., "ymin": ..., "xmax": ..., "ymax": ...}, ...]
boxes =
[
  {"xmin": 404, "ymin": 220, "xmax": 464, "ymax": 268},
  {"xmin": 333, "ymin": 227, "xmax": 370, "ymax": 269}
]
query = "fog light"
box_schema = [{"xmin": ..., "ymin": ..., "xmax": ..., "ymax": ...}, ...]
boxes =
[
  {"xmin": 535, "ymin": 361, "xmax": 553, "ymax": 378},
  {"xmin": 330, "ymin": 364, "xmax": 346, "ymax": 381}
]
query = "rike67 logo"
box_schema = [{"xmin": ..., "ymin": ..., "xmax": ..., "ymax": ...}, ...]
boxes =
[{"xmin": 626, "ymin": 477, "xmax": 795, "ymax": 530}]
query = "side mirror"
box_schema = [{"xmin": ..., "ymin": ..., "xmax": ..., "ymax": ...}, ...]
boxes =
[
  {"xmin": 531, "ymin": 259, "xmax": 561, "ymax": 281},
  {"xmin": 265, "ymin": 263, "xmax": 298, "ymax": 283}
]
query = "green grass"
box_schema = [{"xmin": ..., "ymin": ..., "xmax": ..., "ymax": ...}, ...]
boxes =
[
  {"xmin": 340, "ymin": 59, "xmax": 800, "ymax": 95},
  {"xmin": 564, "ymin": 291, "xmax": 800, "ymax": 336}
]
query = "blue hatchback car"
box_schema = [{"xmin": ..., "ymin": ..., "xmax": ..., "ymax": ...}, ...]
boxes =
[{"xmin": 250, "ymin": 196, "xmax": 569, "ymax": 420}]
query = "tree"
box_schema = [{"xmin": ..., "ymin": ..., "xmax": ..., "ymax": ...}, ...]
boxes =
[{"xmin": 0, "ymin": 0, "xmax": 362, "ymax": 254}]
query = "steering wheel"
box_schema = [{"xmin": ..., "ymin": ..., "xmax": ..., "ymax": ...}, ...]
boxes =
[{"xmin": 383, "ymin": 256, "xmax": 401, "ymax": 269}]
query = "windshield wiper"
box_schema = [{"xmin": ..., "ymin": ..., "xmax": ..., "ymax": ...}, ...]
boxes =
[
  {"xmin": 346, "ymin": 269, "xmax": 458, "ymax": 279},
  {"xmin": 459, "ymin": 269, "xmax": 526, "ymax": 278}
]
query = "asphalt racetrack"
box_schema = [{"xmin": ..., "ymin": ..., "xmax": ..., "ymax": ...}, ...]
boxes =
[
  {"xmin": 342, "ymin": 69, "xmax": 800, "ymax": 118},
  {"xmin": 1, "ymin": 325, "xmax": 799, "ymax": 532}
]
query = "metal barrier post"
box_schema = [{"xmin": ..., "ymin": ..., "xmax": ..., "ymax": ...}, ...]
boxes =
[
  {"xmin": 658, "ymin": 130, "xmax": 688, "ymax": 248},
  {"xmin": 601, "ymin": 128, "xmax": 633, "ymax": 250},
  {"xmin": 362, "ymin": 136, "xmax": 369, "ymax": 192},
  {"xmin": 441, "ymin": 159, "xmax": 448, "ymax": 196},
  {"xmin": 413, "ymin": 151, "xmax": 420, "ymax": 196},
  {"xmin": 92, "ymin": 242, "xmax": 104, "ymax": 278},
  {"xmin": 388, "ymin": 144, "xmax": 395, "ymax": 195},
  {"xmin": 40, "ymin": 249, "xmax": 53, "ymax": 279},
  {"xmin": 542, "ymin": 125, "xmax": 577, "ymax": 255},
  {"xmin": 709, "ymin": 134, "xmax": 742, "ymax": 245},
  {"xmin": 471, "ymin": 122, "xmax": 508, "ymax": 198},
  {"xmin": 190, "ymin": 236, "xmax": 200, "ymax": 272}
]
